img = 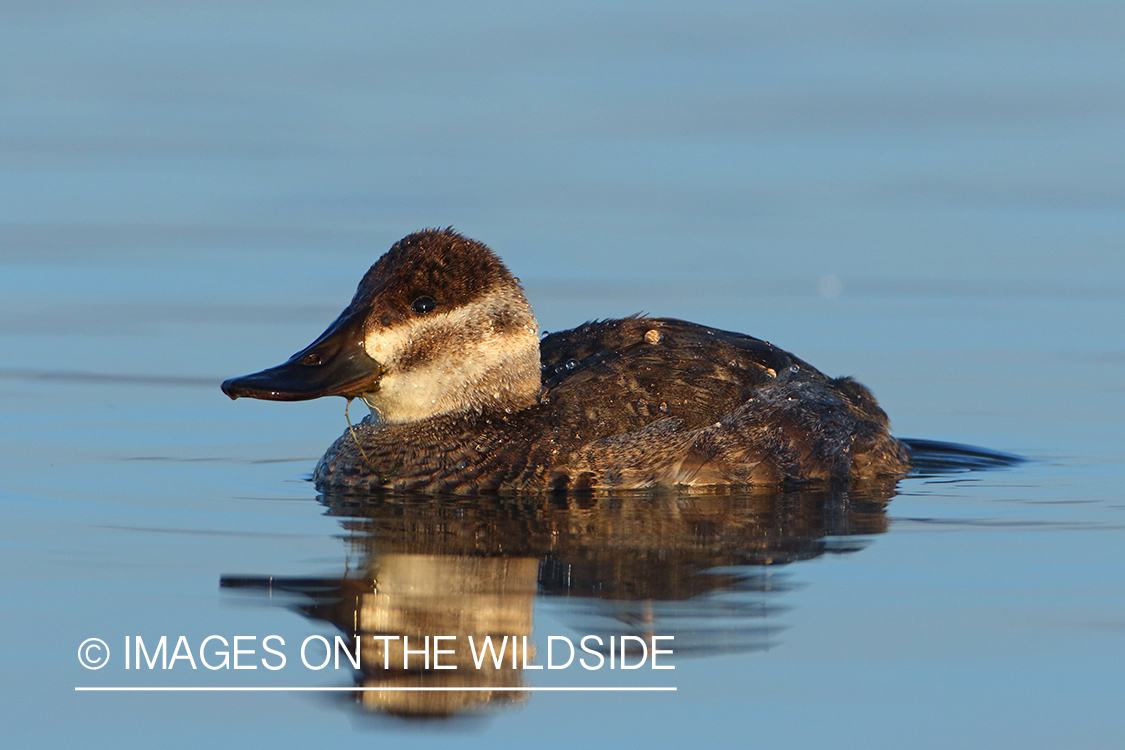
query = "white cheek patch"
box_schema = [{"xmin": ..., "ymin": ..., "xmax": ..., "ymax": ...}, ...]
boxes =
[
  {"xmin": 360, "ymin": 293, "xmax": 540, "ymax": 424},
  {"xmin": 362, "ymin": 323, "xmax": 413, "ymax": 367}
]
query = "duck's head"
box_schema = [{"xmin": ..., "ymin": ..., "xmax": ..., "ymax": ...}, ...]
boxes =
[{"xmin": 221, "ymin": 229, "xmax": 541, "ymax": 423}]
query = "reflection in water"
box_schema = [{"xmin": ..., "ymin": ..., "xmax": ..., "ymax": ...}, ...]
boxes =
[{"xmin": 222, "ymin": 481, "xmax": 898, "ymax": 718}]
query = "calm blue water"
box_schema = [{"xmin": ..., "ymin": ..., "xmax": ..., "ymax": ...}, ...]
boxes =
[{"xmin": 2, "ymin": 1, "xmax": 1123, "ymax": 747}]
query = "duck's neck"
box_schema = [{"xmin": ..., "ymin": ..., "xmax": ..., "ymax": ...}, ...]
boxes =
[{"xmin": 361, "ymin": 294, "xmax": 542, "ymax": 424}]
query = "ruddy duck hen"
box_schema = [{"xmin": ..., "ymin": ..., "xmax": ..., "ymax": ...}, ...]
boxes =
[{"xmin": 222, "ymin": 229, "xmax": 910, "ymax": 493}]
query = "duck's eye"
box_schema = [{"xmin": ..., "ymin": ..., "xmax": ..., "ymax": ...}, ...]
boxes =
[
  {"xmin": 301, "ymin": 352, "xmax": 322, "ymax": 365},
  {"xmin": 411, "ymin": 296, "xmax": 436, "ymax": 314}
]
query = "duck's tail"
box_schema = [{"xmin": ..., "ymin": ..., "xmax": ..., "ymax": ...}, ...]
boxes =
[{"xmin": 900, "ymin": 438, "xmax": 1025, "ymax": 475}]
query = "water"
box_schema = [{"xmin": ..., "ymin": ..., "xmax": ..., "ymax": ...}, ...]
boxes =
[{"xmin": 2, "ymin": 1, "xmax": 1123, "ymax": 747}]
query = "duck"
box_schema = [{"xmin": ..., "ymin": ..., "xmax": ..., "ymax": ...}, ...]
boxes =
[{"xmin": 221, "ymin": 228, "xmax": 911, "ymax": 493}]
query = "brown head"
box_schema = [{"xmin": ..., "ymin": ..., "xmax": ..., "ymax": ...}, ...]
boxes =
[{"xmin": 221, "ymin": 229, "xmax": 542, "ymax": 423}]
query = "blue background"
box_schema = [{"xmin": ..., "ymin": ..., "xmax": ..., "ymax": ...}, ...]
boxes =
[{"xmin": 2, "ymin": 1, "xmax": 1123, "ymax": 747}]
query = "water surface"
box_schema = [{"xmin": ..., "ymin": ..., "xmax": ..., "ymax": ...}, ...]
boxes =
[{"xmin": 2, "ymin": 1, "xmax": 1123, "ymax": 748}]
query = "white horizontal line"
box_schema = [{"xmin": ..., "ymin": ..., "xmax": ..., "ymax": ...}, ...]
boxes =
[{"xmin": 75, "ymin": 686, "xmax": 676, "ymax": 692}]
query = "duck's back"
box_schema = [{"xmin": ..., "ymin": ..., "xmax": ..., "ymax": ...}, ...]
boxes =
[{"xmin": 314, "ymin": 317, "xmax": 910, "ymax": 493}]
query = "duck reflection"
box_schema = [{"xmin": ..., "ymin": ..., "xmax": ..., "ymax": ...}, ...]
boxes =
[
  {"xmin": 221, "ymin": 480, "xmax": 898, "ymax": 718},
  {"xmin": 323, "ymin": 552, "xmax": 537, "ymax": 716}
]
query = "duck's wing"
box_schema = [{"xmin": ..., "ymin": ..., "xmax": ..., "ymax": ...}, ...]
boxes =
[
  {"xmin": 537, "ymin": 317, "xmax": 907, "ymax": 488},
  {"xmin": 539, "ymin": 317, "xmax": 824, "ymax": 433}
]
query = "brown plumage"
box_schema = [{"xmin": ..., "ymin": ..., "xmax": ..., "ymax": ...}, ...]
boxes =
[
  {"xmin": 314, "ymin": 315, "xmax": 910, "ymax": 492},
  {"xmin": 223, "ymin": 229, "xmax": 910, "ymax": 494}
]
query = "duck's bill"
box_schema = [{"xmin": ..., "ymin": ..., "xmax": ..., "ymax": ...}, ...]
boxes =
[{"xmin": 221, "ymin": 310, "xmax": 383, "ymax": 401}]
